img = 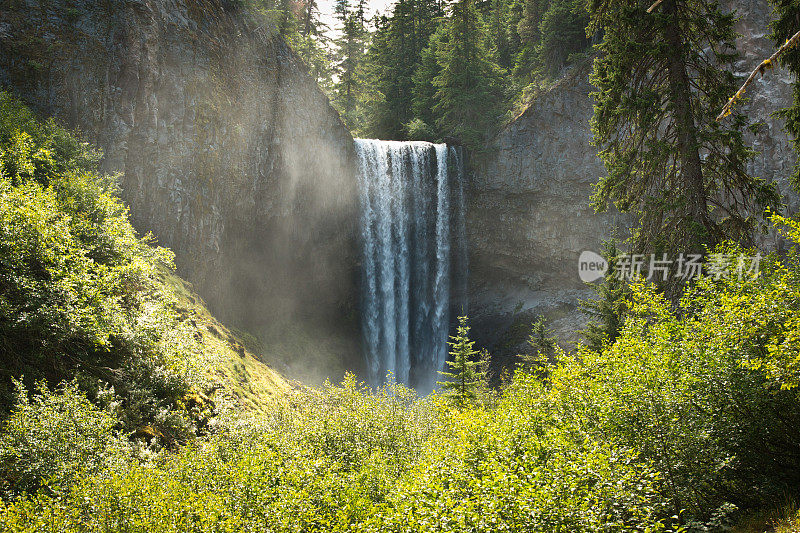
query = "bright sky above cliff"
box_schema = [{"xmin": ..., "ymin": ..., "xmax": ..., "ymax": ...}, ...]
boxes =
[{"xmin": 318, "ymin": 0, "xmax": 396, "ymax": 36}]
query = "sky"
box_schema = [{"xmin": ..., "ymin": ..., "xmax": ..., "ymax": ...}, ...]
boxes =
[{"xmin": 317, "ymin": 0, "xmax": 396, "ymax": 36}]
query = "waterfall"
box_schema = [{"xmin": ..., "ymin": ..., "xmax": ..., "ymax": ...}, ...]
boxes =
[{"xmin": 355, "ymin": 139, "xmax": 467, "ymax": 391}]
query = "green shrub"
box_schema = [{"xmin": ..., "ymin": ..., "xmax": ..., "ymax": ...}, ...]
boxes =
[
  {"xmin": 0, "ymin": 380, "xmax": 127, "ymax": 497},
  {"xmin": 373, "ymin": 373, "xmax": 668, "ymax": 532},
  {"xmin": 552, "ymin": 251, "xmax": 800, "ymax": 521},
  {"xmin": 3, "ymin": 88, "xmax": 800, "ymax": 533},
  {"xmin": 0, "ymin": 90, "xmax": 205, "ymax": 445},
  {"xmin": 0, "ymin": 374, "xmax": 670, "ymax": 531}
]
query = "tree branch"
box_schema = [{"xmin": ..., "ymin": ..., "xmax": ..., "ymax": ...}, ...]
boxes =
[
  {"xmin": 716, "ymin": 29, "xmax": 800, "ymax": 122},
  {"xmin": 647, "ymin": 0, "xmax": 664, "ymax": 14}
]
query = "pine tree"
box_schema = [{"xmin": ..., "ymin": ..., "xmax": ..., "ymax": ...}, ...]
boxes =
[
  {"xmin": 517, "ymin": 0, "xmax": 549, "ymax": 45},
  {"xmin": 513, "ymin": 0, "xmax": 549, "ymax": 81},
  {"xmin": 410, "ymin": 26, "xmax": 448, "ymax": 139},
  {"xmin": 247, "ymin": 0, "xmax": 298, "ymax": 37},
  {"xmin": 433, "ymin": 0, "xmax": 505, "ymax": 147},
  {"xmin": 438, "ymin": 316, "xmax": 482, "ymax": 408},
  {"xmin": 506, "ymin": 0, "xmax": 525, "ymax": 61},
  {"xmin": 486, "ymin": 0, "xmax": 514, "ymax": 70},
  {"xmin": 770, "ymin": 0, "xmax": 800, "ymax": 190},
  {"xmin": 535, "ymin": 0, "xmax": 589, "ymax": 77},
  {"xmin": 589, "ymin": 0, "xmax": 780, "ymax": 254},
  {"xmin": 291, "ymin": 0, "xmax": 333, "ymax": 91},
  {"xmin": 579, "ymin": 241, "xmax": 628, "ymax": 352}
]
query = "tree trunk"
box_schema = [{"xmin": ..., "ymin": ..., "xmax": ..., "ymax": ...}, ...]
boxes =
[{"xmin": 662, "ymin": 0, "xmax": 711, "ymax": 245}]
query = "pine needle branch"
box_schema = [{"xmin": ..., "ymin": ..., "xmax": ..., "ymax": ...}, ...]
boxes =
[{"xmin": 716, "ymin": 29, "xmax": 800, "ymax": 122}]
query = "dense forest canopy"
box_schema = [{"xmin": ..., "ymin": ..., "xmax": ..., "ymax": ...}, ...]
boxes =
[
  {"xmin": 259, "ymin": 0, "xmax": 792, "ymax": 255},
  {"xmin": 247, "ymin": 0, "xmax": 593, "ymax": 144}
]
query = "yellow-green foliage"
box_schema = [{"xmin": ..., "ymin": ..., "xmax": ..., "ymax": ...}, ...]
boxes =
[
  {"xmin": 5, "ymin": 125, "xmax": 800, "ymax": 530},
  {"xmin": 551, "ymin": 243, "xmax": 800, "ymax": 524},
  {"xmin": 0, "ymin": 91, "xmax": 217, "ymax": 445},
  {"xmin": 5, "ymin": 84, "xmax": 800, "ymax": 532},
  {"xmin": 0, "ymin": 380, "xmax": 127, "ymax": 498},
  {"xmin": 0, "ymin": 374, "xmax": 668, "ymax": 532}
]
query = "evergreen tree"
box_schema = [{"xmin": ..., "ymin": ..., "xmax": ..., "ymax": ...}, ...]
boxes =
[
  {"xmin": 589, "ymin": 0, "xmax": 779, "ymax": 254},
  {"xmin": 246, "ymin": 0, "xmax": 298, "ymax": 36},
  {"xmin": 535, "ymin": 0, "xmax": 589, "ymax": 77},
  {"xmin": 506, "ymin": 0, "xmax": 525, "ymax": 53},
  {"xmin": 433, "ymin": 0, "xmax": 505, "ymax": 147},
  {"xmin": 477, "ymin": 347, "xmax": 493, "ymax": 386},
  {"xmin": 579, "ymin": 241, "xmax": 628, "ymax": 352},
  {"xmin": 291, "ymin": 0, "xmax": 333, "ymax": 91},
  {"xmin": 438, "ymin": 316, "xmax": 482, "ymax": 408},
  {"xmin": 486, "ymin": 0, "xmax": 515, "ymax": 70},
  {"xmin": 770, "ymin": 0, "xmax": 800, "ymax": 190},
  {"xmin": 513, "ymin": 0, "xmax": 549, "ymax": 81},
  {"xmin": 518, "ymin": 317, "xmax": 555, "ymax": 376},
  {"xmin": 244, "ymin": 0, "xmax": 333, "ymax": 91},
  {"xmin": 410, "ymin": 26, "xmax": 448, "ymax": 139},
  {"xmin": 517, "ymin": 0, "xmax": 549, "ymax": 45},
  {"xmin": 332, "ymin": 0, "xmax": 370, "ymax": 131},
  {"xmin": 366, "ymin": 0, "xmax": 444, "ymax": 138}
]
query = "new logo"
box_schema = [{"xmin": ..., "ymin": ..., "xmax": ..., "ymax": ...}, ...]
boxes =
[{"xmin": 578, "ymin": 250, "xmax": 608, "ymax": 283}]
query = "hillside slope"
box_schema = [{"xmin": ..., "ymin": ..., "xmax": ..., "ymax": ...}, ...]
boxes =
[
  {"xmin": 163, "ymin": 270, "xmax": 296, "ymax": 412},
  {"xmin": 0, "ymin": 90, "xmax": 291, "ymax": 442}
]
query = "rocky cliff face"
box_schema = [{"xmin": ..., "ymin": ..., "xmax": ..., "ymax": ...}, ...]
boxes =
[
  {"xmin": 468, "ymin": 0, "xmax": 798, "ymax": 360},
  {"xmin": 733, "ymin": 0, "xmax": 798, "ymax": 219},
  {"xmin": 0, "ymin": 0, "xmax": 359, "ymax": 380}
]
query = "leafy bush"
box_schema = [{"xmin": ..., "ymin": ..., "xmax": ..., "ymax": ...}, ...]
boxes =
[
  {"xmin": 372, "ymin": 373, "xmax": 668, "ymax": 532},
  {"xmin": 2, "ymin": 91, "xmax": 800, "ymax": 532},
  {"xmin": 0, "ymin": 91, "xmax": 205, "ymax": 447},
  {"xmin": 6, "ymin": 236, "xmax": 800, "ymax": 528},
  {"xmin": 0, "ymin": 373, "xmax": 670, "ymax": 531},
  {"xmin": 0, "ymin": 380, "xmax": 127, "ymax": 498},
  {"xmin": 552, "ymin": 248, "xmax": 800, "ymax": 521}
]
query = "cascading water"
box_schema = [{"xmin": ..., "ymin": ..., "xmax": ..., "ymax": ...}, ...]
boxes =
[{"xmin": 355, "ymin": 139, "xmax": 467, "ymax": 392}]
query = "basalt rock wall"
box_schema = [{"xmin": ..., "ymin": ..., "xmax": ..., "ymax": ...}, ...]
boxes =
[{"xmin": 0, "ymin": 0, "xmax": 359, "ymax": 379}]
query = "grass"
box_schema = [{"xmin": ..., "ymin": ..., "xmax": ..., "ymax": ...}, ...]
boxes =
[{"xmin": 733, "ymin": 503, "xmax": 800, "ymax": 533}]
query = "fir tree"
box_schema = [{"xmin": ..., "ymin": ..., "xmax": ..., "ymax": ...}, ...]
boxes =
[
  {"xmin": 579, "ymin": 241, "xmax": 628, "ymax": 352},
  {"xmin": 291, "ymin": 0, "xmax": 333, "ymax": 91},
  {"xmin": 589, "ymin": 0, "xmax": 780, "ymax": 254},
  {"xmin": 433, "ymin": 0, "xmax": 505, "ymax": 147},
  {"xmin": 519, "ymin": 317, "xmax": 555, "ymax": 376},
  {"xmin": 517, "ymin": 0, "xmax": 549, "ymax": 45},
  {"xmin": 513, "ymin": 0, "xmax": 548, "ymax": 81},
  {"xmin": 332, "ymin": 0, "xmax": 370, "ymax": 131},
  {"xmin": 410, "ymin": 26, "xmax": 448, "ymax": 139},
  {"xmin": 535, "ymin": 0, "xmax": 589, "ymax": 77},
  {"xmin": 487, "ymin": 0, "xmax": 514, "ymax": 70},
  {"xmin": 438, "ymin": 316, "xmax": 482, "ymax": 408},
  {"xmin": 366, "ymin": 0, "xmax": 444, "ymax": 138}
]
